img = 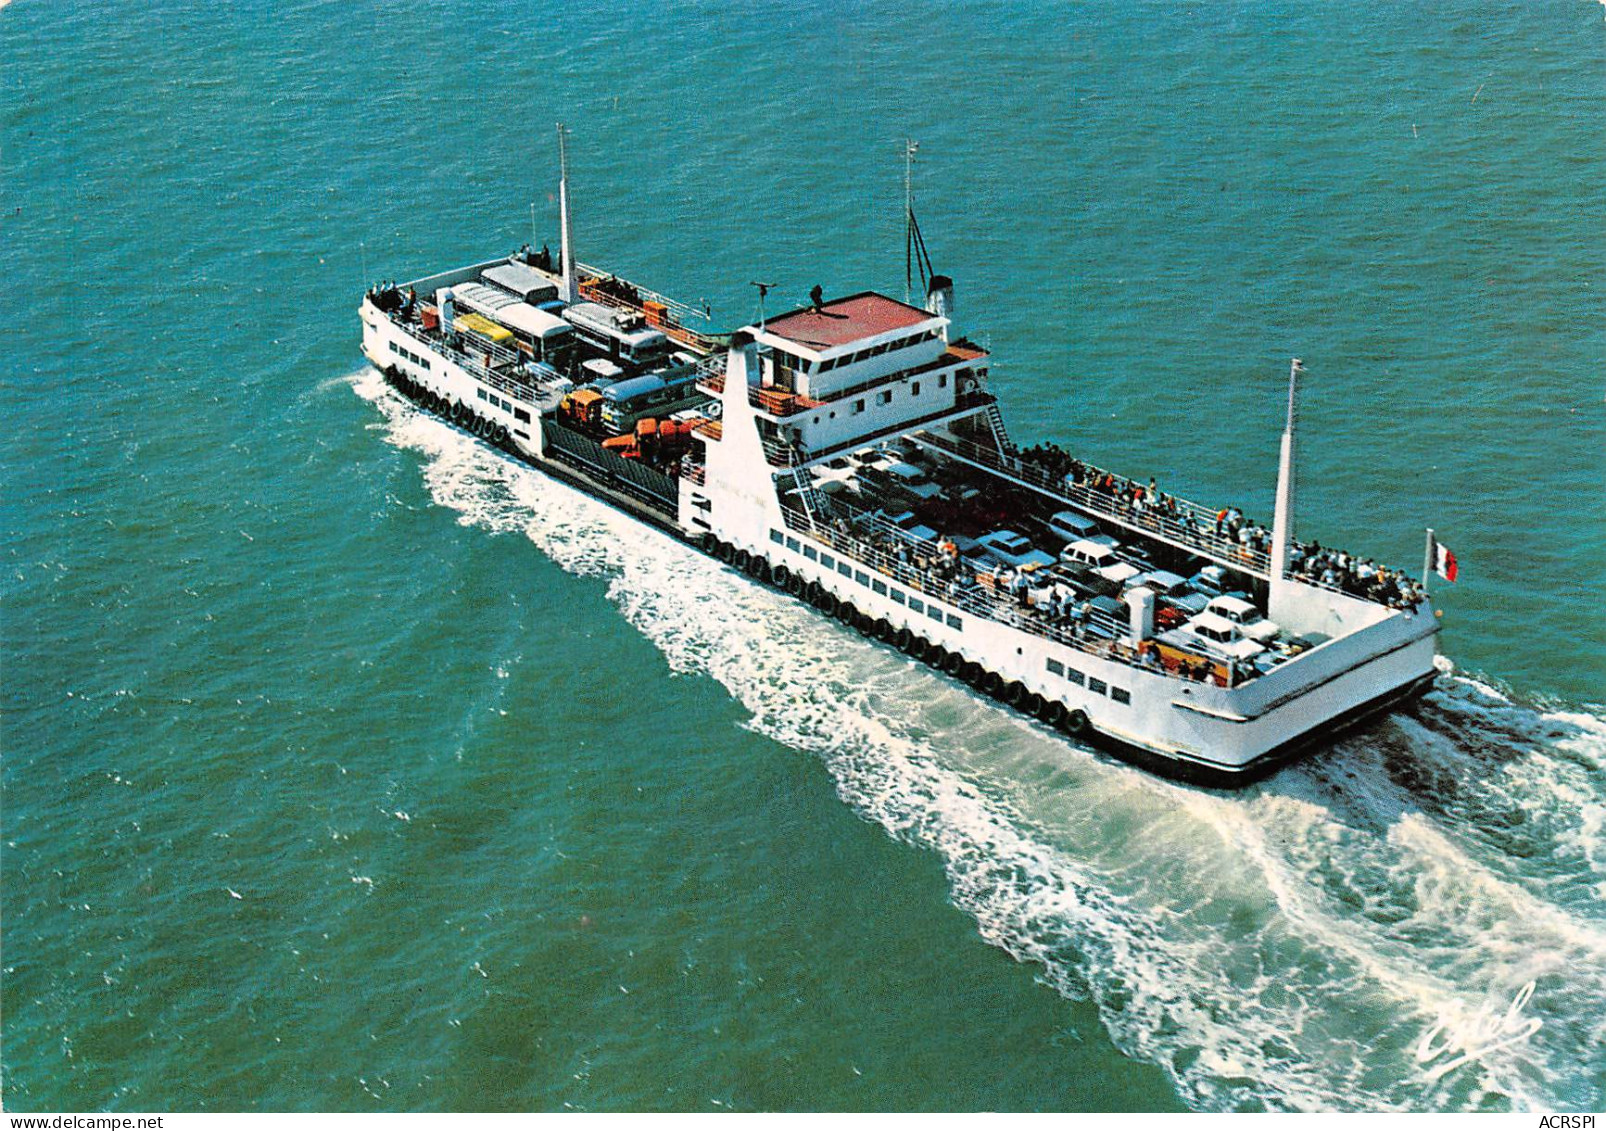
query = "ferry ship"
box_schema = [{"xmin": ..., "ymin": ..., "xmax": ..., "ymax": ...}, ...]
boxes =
[{"xmin": 357, "ymin": 137, "xmax": 1442, "ymax": 786}]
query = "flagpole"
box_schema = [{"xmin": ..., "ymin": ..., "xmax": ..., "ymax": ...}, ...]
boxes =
[{"xmin": 1422, "ymin": 527, "xmax": 1435, "ymax": 593}]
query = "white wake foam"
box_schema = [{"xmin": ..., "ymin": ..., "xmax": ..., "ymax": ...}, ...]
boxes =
[{"xmin": 352, "ymin": 370, "xmax": 1606, "ymax": 1112}]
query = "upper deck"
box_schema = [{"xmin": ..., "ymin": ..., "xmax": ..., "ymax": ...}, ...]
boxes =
[{"xmin": 908, "ymin": 426, "xmax": 1275, "ymax": 581}]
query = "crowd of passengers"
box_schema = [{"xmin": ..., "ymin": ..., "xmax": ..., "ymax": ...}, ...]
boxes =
[
  {"xmin": 1016, "ymin": 443, "xmax": 1425, "ymax": 611},
  {"xmin": 1020, "ymin": 444, "xmax": 1273, "ymax": 553},
  {"xmin": 1289, "ymin": 543, "xmax": 1424, "ymax": 610}
]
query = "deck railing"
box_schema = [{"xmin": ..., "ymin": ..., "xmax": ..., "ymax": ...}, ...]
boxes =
[
  {"xmin": 909, "ymin": 429, "xmax": 1275, "ymax": 579},
  {"xmin": 777, "ymin": 503, "xmax": 1251, "ymax": 688},
  {"xmin": 574, "ymin": 262, "xmax": 720, "ymax": 354}
]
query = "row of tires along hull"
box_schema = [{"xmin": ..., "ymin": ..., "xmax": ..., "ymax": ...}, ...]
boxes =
[
  {"xmin": 700, "ymin": 533, "xmax": 1094, "ymax": 739},
  {"xmin": 383, "ymin": 366, "xmax": 515, "ymax": 448}
]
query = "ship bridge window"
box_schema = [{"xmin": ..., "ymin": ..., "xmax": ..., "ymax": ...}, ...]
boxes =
[
  {"xmin": 1089, "ymin": 678, "xmax": 1108, "ymax": 696},
  {"xmin": 818, "ymin": 552, "xmax": 832, "ymax": 567},
  {"xmin": 927, "ymin": 605, "xmax": 943, "ymax": 621},
  {"xmin": 786, "ymin": 536, "xmax": 801, "ymax": 552},
  {"xmin": 477, "ymin": 389, "xmax": 488, "ymax": 401},
  {"xmin": 871, "ymin": 579, "xmax": 887, "ymax": 595},
  {"xmin": 838, "ymin": 562, "xmax": 852, "ymax": 578},
  {"xmin": 909, "ymin": 598, "xmax": 924, "ymax": 614},
  {"xmin": 1111, "ymin": 687, "xmax": 1131, "ymax": 705},
  {"xmin": 946, "ymin": 614, "xmax": 962, "ymax": 629},
  {"xmin": 805, "ymin": 546, "xmax": 819, "ymax": 562},
  {"xmin": 1066, "ymin": 668, "xmax": 1085, "ymax": 686},
  {"xmin": 890, "ymin": 589, "xmax": 905, "ymax": 605},
  {"xmin": 854, "ymin": 570, "xmax": 870, "ymax": 586},
  {"xmin": 1047, "ymin": 658, "xmax": 1065, "ymax": 676},
  {"xmin": 771, "ymin": 530, "xmax": 784, "ymax": 545}
]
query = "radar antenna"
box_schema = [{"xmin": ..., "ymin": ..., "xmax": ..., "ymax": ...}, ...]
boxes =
[{"xmin": 750, "ymin": 280, "xmax": 776, "ymax": 329}]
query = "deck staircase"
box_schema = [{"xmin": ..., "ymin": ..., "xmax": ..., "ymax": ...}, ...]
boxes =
[{"xmin": 983, "ymin": 401, "xmax": 1016, "ymax": 455}]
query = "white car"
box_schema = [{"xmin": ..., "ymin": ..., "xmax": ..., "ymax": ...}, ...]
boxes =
[
  {"xmin": 1176, "ymin": 612, "xmax": 1267, "ymax": 662},
  {"xmin": 1097, "ymin": 560, "xmax": 1143, "ymax": 586},
  {"xmin": 1060, "ymin": 538, "xmax": 1121, "ymax": 569},
  {"xmin": 1206, "ymin": 595, "xmax": 1281, "ymax": 643},
  {"xmin": 978, "ymin": 529, "xmax": 1058, "ymax": 570}
]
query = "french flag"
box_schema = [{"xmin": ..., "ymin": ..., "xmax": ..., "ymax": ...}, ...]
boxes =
[{"xmin": 1432, "ymin": 536, "xmax": 1459, "ymax": 583}]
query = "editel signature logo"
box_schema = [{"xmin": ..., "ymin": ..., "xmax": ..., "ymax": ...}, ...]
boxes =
[{"xmin": 1415, "ymin": 981, "xmax": 1543, "ymax": 1082}]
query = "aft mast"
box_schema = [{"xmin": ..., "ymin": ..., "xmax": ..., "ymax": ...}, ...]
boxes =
[
  {"xmin": 1269, "ymin": 357, "xmax": 1302, "ymax": 585},
  {"xmin": 558, "ymin": 123, "xmax": 577, "ymax": 303}
]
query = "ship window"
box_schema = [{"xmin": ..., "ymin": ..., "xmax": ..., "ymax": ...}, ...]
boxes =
[
  {"xmin": 927, "ymin": 605, "xmax": 943, "ymax": 621},
  {"xmin": 1089, "ymin": 678, "xmax": 1108, "ymax": 696},
  {"xmin": 420, "ymin": 359, "xmax": 430, "ymax": 370},
  {"xmin": 1111, "ymin": 687, "xmax": 1131, "ymax": 705},
  {"xmin": 838, "ymin": 562, "xmax": 852, "ymax": 577},
  {"xmin": 388, "ymin": 341, "xmax": 397, "ymax": 353},
  {"xmin": 818, "ymin": 553, "xmax": 832, "ymax": 567},
  {"xmin": 911, "ymin": 382, "xmax": 921, "ymax": 397},
  {"xmin": 938, "ymin": 373, "xmax": 948, "ymax": 388},
  {"xmin": 909, "ymin": 598, "xmax": 924, "ymax": 614},
  {"xmin": 877, "ymin": 390, "xmax": 892, "ymax": 405},
  {"xmin": 946, "ymin": 614, "xmax": 962, "ymax": 629},
  {"xmin": 770, "ymin": 530, "xmax": 784, "ymax": 545},
  {"xmin": 477, "ymin": 388, "xmax": 488, "ymax": 401},
  {"xmin": 872, "ymin": 579, "xmax": 887, "ymax": 595},
  {"xmin": 804, "ymin": 545, "xmax": 818, "ymax": 561},
  {"xmin": 854, "ymin": 571, "xmax": 869, "ymax": 586},
  {"xmin": 1047, "ymin": 659, "xmax": 1064, "ymax": 676},
  {"xmin": 890, "ymin": 590, "xmax": 906, "ymax": 605},
  {"xmin": 786, "ymin": 536, "xmax": 801, "ymax": 552},
  {"xmin": 515, "ymin": 408, "xmax": 530, "ymax": 423},
  {"xmin": 853, "ymin": 400, "xmax": 865, "ymax": 415},
  {"xmin": 1066, "ymin": 668, "xmax": 1085, "ymax": 686}
]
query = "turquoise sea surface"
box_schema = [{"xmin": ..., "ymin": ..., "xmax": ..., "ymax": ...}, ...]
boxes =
[{"xmin": 3, "ymin": 0, "xmax": 1604, "ymax": 1113}]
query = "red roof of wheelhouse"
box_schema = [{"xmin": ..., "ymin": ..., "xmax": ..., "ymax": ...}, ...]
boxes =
[{"xmin": 761, "ymin": 291, "xmax": 935, "ymax": 352}]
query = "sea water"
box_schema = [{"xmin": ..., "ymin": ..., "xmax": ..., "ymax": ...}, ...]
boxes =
[{"xmin": 3, "ymin": 0, "xmax": 1603, "ymax": 1112}]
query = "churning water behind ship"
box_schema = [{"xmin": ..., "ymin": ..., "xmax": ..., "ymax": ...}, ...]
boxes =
[{"xmin": 346, "ymin": 376, "xmax": 1606, "ymax": 1112}]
